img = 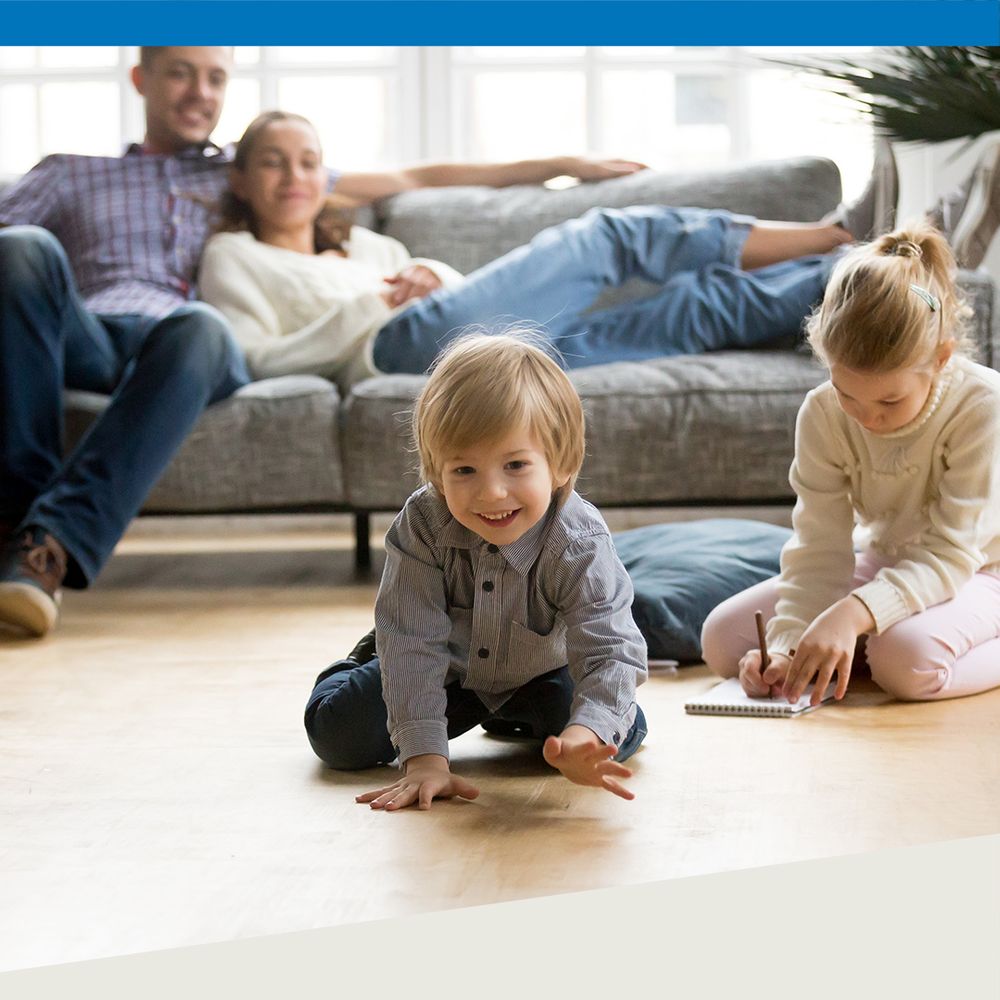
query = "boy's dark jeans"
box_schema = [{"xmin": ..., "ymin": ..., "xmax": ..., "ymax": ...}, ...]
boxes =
[{"xmin": 304, "ymin": 654, "xmax": 647, "ymax": 771}]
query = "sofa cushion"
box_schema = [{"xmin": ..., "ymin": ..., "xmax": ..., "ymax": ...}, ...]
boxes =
[
  {"xmin": 572, "ymin": 349, "xmax": 826, "ymax": 505},
  {"xmin": 961, "ymin": 271, "xmax": 998, "ymax": 368},
  {"xmin": 613, "ymin": 518, "xmax": 792, "ymax": 661},
  {"xmin": 64, "ymin": 375, "xmax": 346, "ymax": 512},
  {"xmin": 339, "ymin": 374, "xmax": 426, "ymax": 507},
  {"xmin": 376, "ymin": 157, "xmax": 842, "ymax": 276},
  {"xmin": 340, "ymin": 349, "xmax": 828, "ymax": 511}
]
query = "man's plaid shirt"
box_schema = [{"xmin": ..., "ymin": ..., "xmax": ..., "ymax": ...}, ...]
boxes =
[{"xmin": 0, "ymin": 144, "xmax": 232, "ymax": 319}]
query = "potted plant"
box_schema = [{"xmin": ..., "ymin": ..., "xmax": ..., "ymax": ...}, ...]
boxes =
[{"xmin": 786, "ymin": 46, "xmax": 1000, "ymax": 144}]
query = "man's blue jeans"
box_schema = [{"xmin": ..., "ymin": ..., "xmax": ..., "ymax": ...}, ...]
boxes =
[
  {"xmin": 304, "ymin": 654, "xmax": 647, "ymax": 770},
  {"xmin": 0, "ymin": 226, "xmax": 250, "ymax": 587},
  {"xmin": 373, "ymin": 205, "xmax": 836, "ymax": 373}
]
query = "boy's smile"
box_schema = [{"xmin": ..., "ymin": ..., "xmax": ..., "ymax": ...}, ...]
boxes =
[
  {"xmin": 440, "ymin": 428, "xmax": 569, "ymax": 546},
  {"xmin": 477, "ymin": 509, "xmax": 520, "ymax": 528}
]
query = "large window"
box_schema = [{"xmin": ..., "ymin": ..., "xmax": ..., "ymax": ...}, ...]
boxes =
[{"xmin": 0, "ymin": 45, "xmax": 874, "ymax": 195}]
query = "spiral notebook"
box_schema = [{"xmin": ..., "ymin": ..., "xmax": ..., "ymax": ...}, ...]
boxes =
[{"xmin": 684, "ymin": 677, "xmax": 837, "ymax": 717}]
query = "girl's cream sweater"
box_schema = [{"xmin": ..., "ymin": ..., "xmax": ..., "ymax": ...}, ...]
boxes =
[{"xmin": 769, "ymin": 355, "xmax": 1000, "ymax": 656}]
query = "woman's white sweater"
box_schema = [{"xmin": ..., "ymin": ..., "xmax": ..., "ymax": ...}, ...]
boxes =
[{"xmin": 198, "ymin": 227, "xmax": 465, "ymax": 389}]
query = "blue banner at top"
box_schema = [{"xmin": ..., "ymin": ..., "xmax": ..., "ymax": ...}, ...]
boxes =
[{"xmin": 0, "ymin": 1, "xmax": 997, "ymax": 45}]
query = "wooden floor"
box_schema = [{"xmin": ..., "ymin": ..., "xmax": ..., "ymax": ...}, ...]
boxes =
[{"xmin": 2, "ymin": 515, "xmax": 998, "ymax": 972}]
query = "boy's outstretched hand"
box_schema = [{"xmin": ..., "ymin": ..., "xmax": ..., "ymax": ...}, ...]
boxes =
[
  {"xmin": 542, "ymin": 724, "xmax": 635, "ymax": 800},
  {"xmin": 356, "ymin": 753, "xmax": 480, "ymax": 811}
]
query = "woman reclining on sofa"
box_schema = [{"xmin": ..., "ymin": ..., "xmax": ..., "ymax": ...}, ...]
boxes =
[{"xmin": 199, "ymin": 110, "xmax": 874, "ymax": 389}]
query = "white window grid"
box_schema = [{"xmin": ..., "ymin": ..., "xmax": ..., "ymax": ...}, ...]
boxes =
[{"xmin": 0, "ymin": 45, "xmax": 874, "ymax": 191}]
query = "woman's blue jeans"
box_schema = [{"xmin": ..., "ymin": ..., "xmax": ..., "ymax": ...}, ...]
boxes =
[
  {"xmin": 373, "ymin": 205, "xmax": 835, "ymax": 373},
  {"xmin": 0, "ymin": 226, "xmax": 250, "ymax": 587}
]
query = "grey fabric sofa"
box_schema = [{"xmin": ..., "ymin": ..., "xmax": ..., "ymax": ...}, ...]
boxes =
[{"xmin": 38, "ymin": 158, "xmax": 1000, "ymax": 567}]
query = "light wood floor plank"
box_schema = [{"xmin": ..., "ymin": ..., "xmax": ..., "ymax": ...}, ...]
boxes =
[{"xmin": 2, "ymin": 526, "xmax": 997, "ymax": 970}]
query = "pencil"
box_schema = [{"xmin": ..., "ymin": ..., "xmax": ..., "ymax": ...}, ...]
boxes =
[{"xmin": 754, "ymin": 609, "xmax": 770, "ymax": 673}]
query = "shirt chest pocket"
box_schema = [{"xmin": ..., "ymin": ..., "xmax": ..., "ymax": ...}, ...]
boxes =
[{"xmin": 502, "ymin": 620, "xmax": 568, "ymax": 689}]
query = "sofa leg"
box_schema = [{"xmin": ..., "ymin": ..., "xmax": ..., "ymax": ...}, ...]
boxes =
[{"xmin": 354, "ymin": 512, "xmax": 371, "ymax": 573}]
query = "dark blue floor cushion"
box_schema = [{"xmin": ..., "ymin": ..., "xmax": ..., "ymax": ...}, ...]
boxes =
[{"xmin": 612, "ymin": 518, "xmax": 792, "ymax": 663}]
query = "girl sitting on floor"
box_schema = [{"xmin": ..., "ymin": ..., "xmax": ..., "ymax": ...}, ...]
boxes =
[{"xmin": 702, "ymin": 222, "xmax": 1000, "ymax": 705}]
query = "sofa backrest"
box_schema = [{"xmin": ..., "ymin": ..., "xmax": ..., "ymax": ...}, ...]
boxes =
[
  {"xmin": 374, "ymin": 156, "xmax": 842, "ymax": 274},
  {"xmin": 3, "ymin": 156, "xmax": 839, "ymax": 275}
]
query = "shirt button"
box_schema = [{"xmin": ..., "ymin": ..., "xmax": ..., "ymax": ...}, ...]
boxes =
[
  {"xmin": 482, "ymin": 581, "xmax": 494, "ymax": 592},
  {"xmin": 487, "ymin": 544, "xmax": 499, "ymax": 554},
  {"xmin": 478, "ymin": 647, "xmax": 489, "ymax": 658}
]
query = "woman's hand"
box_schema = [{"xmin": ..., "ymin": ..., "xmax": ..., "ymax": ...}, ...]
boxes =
[
  {"xmin": 355, "ymin": 754, "xmax": 480, "ymax": 811},
  {"xmin": 542, "ymin": 724, "xmax": 635, "ymax": 800},
  {"xmin": 564, "ymin": 156, "xmax": 649, "ymax": 181},
  {"xmin": 783, "ymin": 596, "xmax": 875, "ymax": 705},
  {"xmin": 737, "ymin": 649, "xmax": 791, "ymax": 698},
  {"xmin": 383, "ymin": 265, "xmax": 443, "ymax": 307}
]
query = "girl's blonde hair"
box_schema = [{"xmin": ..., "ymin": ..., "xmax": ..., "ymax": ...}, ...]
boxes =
[
  {"xmin": 414, "ymin": 332, "xmax": 585, "ymax": 506},
  {"xmin": 806, "ymin": 220, "xmax": 974, "ymax": 372}
]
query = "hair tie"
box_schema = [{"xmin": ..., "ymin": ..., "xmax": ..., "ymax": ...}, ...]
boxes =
[
  {"xmin": 889, "ymin": 240, "xmax": 923, "ymax": 259},
  {"xmin": 909, "ymin": 283, "xmax": 940, "ymax": 311}
]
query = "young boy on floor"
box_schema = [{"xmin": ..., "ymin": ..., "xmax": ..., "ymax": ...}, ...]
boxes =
[{"xmin": 304, "ymin": 333, "xmax": 648, "ymax": 810}]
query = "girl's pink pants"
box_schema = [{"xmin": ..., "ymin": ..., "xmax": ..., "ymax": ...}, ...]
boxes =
[{"xmin": 701, "ymin": 552, "xmax": 1000, "ymax": 700}]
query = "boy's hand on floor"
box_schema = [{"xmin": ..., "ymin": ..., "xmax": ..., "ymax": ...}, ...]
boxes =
[
  {"xmin": 355, "ymin": 754, "xmax": 479, "ymax": 811},
  {"xmin": 543, "ymin": 724, "xmax": 635, "ymax": 800}
]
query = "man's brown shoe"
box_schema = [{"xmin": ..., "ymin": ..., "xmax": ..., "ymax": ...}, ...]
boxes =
[{"xmin": 0, "ymin": 527, "xmax": 67, "ymax": 637}]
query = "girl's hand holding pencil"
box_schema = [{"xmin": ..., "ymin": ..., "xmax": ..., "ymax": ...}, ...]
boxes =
[
  {"xmin": 738, "ymin": 648, "xmax": 791, "ymax": 699},
  {"xmin": 737, "ymin": 609, "xmax": 789, "ymax": 699}
]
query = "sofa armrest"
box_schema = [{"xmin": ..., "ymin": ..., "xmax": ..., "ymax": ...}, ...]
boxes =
[{"xmin": 958, "ymin": 271, "xmax": 998, "ymax": 370}]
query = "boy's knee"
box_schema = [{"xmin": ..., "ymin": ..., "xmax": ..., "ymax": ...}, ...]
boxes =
[
  {"xmin": 866, "ymin": 627, "xmax": 948, "ymax": 701},
  {"xmin": 304, "ymin": 677, "xmax": 390, "ymax": 771},
  {"xmin": 305, "ymin": 702, "xmax": 388, "ymax": 770},
  {"xmin": 305, "ymin": 724, "xmax": 376, "ymax": 771}
]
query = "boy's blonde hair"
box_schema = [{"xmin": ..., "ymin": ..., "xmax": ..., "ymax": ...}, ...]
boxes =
[
  {"xmin": 806, "ymin": 220, "xmax": 974, "ymax": 373},
  {"xmin": 414, "ymin": 332, "xmax": 585, "ymax": 506}
]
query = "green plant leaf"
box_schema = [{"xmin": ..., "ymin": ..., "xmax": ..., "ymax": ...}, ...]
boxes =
[{"xmin": 771, "ymin": 47, "xmax": 1000, "ymax": 144}]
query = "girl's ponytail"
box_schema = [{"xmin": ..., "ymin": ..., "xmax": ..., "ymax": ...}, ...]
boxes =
[{"xmin": 807, "ymin": 220, "xmax": 973, "ymax": 372}]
